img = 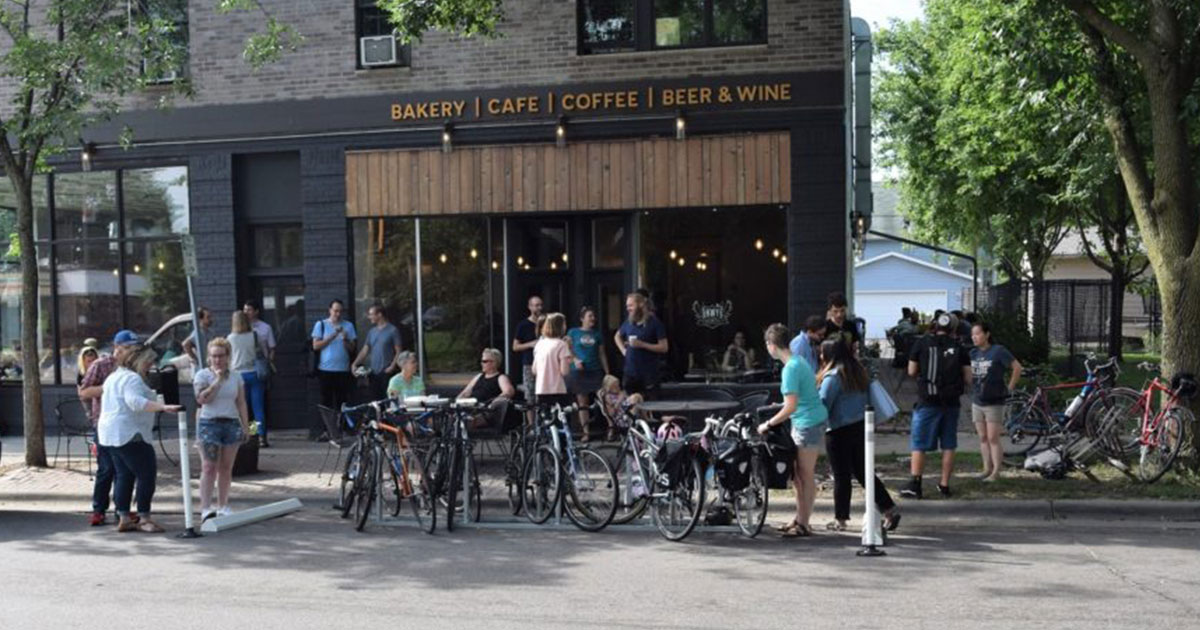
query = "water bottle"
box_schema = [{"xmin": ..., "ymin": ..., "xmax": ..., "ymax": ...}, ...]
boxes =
[{"xmin": 1064, "ymin": 393, "xmax": 1085, "ymax": 420}]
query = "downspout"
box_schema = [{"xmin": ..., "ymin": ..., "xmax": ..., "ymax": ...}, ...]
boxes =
[{"xmin": 849, "ymin": 16, "xmax": 873, "ymax": 310}]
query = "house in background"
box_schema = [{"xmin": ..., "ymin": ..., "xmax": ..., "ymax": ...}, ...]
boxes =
[
  {"xmin": 853, "ymin": 185, "xmax": 976, "ymax": 341},
  {"xmin": 1044, "ymin": 230, "xmax": 1157, "ymax": 343}
]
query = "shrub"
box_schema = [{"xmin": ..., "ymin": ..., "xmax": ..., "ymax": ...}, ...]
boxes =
[{"xmin": 975, "ymin": 307, "xmax": 1049, "ymax": 364}]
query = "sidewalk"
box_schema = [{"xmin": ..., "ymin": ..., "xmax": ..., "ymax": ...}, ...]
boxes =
[{"xmin": 3, "ymin": 430, "xmax": 1197, "ymax": 527}]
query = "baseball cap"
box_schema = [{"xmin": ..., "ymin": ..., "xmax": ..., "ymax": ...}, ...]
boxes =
[
  {"xmin": 112, "ymin": 330, "xmax": 144, "ymax": 346},
  {"xmin": 935, "ymin": 313, "xmax": 956, "ymax": 332},
  {"xmin": 82, "ymin": 337, "xmax": 100, "ymax": 349}
]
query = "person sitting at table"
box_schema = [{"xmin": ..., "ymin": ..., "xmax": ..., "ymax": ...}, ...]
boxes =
[
  {"xmin": 457, "ymin": 348, "xmax": 518, "ymax": 431},
  {"xmin": 387, "ymin": 351, "xmax": 425, "ymax": 400},
  {"xmin": 722, "ymin": 330, "xmax": 757, "ymax": 372}
]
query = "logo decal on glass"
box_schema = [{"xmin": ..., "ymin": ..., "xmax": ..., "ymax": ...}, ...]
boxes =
[{"xmin": 692, "ymin": 301, "xmax": 732, "ymax": 329}]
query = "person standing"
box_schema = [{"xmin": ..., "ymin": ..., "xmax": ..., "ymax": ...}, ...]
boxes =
[
  {"xmin": 193, "ymin": 337, "xmax": 252, "ymax": 521},
  {"xmin": 614, "ymin": 292, "xmax": 669, "ymax": 399},
  {"xmin": 816, "ymin": 339, "xmax": 900, "ymax": 532},
  {"xmin": 567, "ymin": 307, "xmax": 610, "ymax": 440},
  {"xmin": 312, "ymin": 299, "xmax": 357, "ymax": 438},
  {"xmin": 757, "ymin": 323, "xmax": 827, "ymax": 538},
  {"xmin": 512, "ymin": 295, "xmax": 544, "ymax": 401},
  {"xmin": 97, "ymin": 331, "xmax": 183, "ymax": 533},
  {"xmin": 228, "ymin": 312, "xmax": 268, "ymax": 447},
  {"xmin": 77, "ymin": 339, "xmax": 126, "ymax": 526},
  {"xmin": 243, "ymin": 300, "xmax": 277, "ymax": 365},
  {"xmin": 788, "ymin": 315, "xmax": 826, "ymax": 371},
  {"xmin": 824, "ymin": 292, "xmax": 862, "ymax": 353},
  {"xmin": 351, "ymin": 304, "xmax": 402, "ymax": 402},
  {"xmin": 901, "ymin": 313, "xmax": 972, "ymax": 499},
  {"xmin": 970, "ymin": 322, "xmax": 1022, "ymax": 481},
  {"xmin": 182, "ymin": 306, "xmax": 214, "ymax": 366},
  {"xmin": 532, "ymin": 313, "xmax": 574, "ymax": 418}
]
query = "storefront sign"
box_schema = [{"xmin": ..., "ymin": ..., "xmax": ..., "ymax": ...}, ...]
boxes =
[
  {"xmin": 693, "ymin": 301, "xmax": 733, "ymax": 329},
  {"xmin": 390, "ymin": 75, "xmax": 797, "ymax": 123}
]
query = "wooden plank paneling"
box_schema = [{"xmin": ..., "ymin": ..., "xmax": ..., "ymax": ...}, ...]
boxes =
[{"xmin": 344, "ymin": 132, "xmax": 791, "ymax": 217}]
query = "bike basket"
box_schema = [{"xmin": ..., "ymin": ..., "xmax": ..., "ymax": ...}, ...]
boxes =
[
  {"xmin": 714, "ymin": 437, "xmax": 752, "ymax": 492},
  {"xmin": 1171, "ymin": 373, "xmax": 1198, "ymax": 400}
]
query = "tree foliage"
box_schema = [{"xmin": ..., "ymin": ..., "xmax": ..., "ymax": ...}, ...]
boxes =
[{"xmin": 378, "ymin": 0, "xmax": 505, "ymax": 43}]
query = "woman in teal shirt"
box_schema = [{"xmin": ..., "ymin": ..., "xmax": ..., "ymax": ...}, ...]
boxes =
[{"xmin": 757, "ymin": 323, "xmax": 828, "ymax": 537}]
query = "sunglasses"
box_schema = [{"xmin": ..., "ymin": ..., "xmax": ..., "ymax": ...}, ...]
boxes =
[{"xmin": 481, "ymin": 359, "xmax": 494, "ymax": 364}]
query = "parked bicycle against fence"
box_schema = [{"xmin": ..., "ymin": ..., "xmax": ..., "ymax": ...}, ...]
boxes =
[{"xmin": 1087, "ymin": 363, "xmax": 1196, "ymax": 483}]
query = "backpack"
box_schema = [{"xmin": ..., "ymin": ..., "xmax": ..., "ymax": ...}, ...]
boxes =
[
  {"xmin": 916, "ymin": 334, "xmax": 966, "ymax": 405},
  {"xmin": 1024, "ymin": 446, "xmax": 1069, "ymax": 480}
]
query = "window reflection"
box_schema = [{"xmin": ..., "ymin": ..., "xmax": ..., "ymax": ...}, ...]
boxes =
[
  {"xmin": 420, "ymin": 217, "xmax": 490, "ymax": 374},
  {"xmin": 123, "ymin": 167, "xmax": 189, "ymax": 237},
  {"xmin": 640, "ymin": 206, "xmax": 786, "ymax": 379},
  {"xmin": 55, "ymin": 172, "xmax": 118, "ymax": 241},
  {"xmin": 352, "ymin": 218, "xmax": 418, "ymax": 364}
]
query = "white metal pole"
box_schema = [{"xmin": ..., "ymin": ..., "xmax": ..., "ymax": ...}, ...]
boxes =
[
  {"xmin": 177, "ymin": 407, "xmax": 201, "ymax": 538},
  {"xmin": 858, "ymin": 404, "xmax": 884, "ymax": 556}
]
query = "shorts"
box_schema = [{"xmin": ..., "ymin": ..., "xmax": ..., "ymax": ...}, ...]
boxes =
[
  {"xmin": 567, "ymin": 369, "xmax": 604, "ymax": 396},
  {"xmin": 972, "ymin": 404, "xmax": 1005, "ymax": 425},
  {"xmin": 910, "ymin": 404, "xmax": 959, "ymax": 452},
  {"xmin": 197, "ymin": 417, "xmax": 244, "ymax": 459},
  {"xmin": 791, "ymin": 422, "xmax": 827, "ymax": 449},
  {"xmin": 521, "ymin": 365, "xmax": 535, "ymax": 402}
]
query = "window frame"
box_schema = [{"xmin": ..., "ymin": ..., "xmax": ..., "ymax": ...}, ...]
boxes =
[
  {"xmin": 137, "ymin": 0, "xmax": 189, "ymax": 85},
  {"xmin": 576, "ymin": 0, "xmax": 768, "ymax": 55}
]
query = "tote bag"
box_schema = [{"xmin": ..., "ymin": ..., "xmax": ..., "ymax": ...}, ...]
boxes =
[{"xmin": 868, "ymin": 379, "xmax": 899, "ymax": 422}]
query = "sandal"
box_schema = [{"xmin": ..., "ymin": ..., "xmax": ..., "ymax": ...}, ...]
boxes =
[
  {"xmin": 825, "ymin": 520, "xmax": 847, "ymax": 532},
  {"xmin": 883, "ymin": 509, "xmax": 901, "ymax": 532},
  {"xmin": 117, "ymin": 517, "xmax": 139, "ymax": 533},
  {"xmin": 782, "ymin": 523, "xmax": 813, "ymax": 538},
  {"xmin": 774, "ymin": 519, "xmax": 799, "ymax": 533},
  {"xmin": 136, "ymin": 519, "xmax": 165, "ymax": 533}
]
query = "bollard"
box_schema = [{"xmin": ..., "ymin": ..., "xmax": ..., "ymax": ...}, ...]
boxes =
[
  {"xmin": 857, "ymin": 404, "xmax": 885, "ymax": 557},
  {"xmin": 176, "ymin": 408, "xmax": 202, "ymax": 539}
]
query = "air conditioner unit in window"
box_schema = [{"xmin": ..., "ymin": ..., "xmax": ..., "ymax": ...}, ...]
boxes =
[
  {"xmin": 360, "ymin": 35, "xmax": 398, "ymax": 67},
  {"xmin": 141, "ymin": 57, "xmax": 179, "ymax": 84}
]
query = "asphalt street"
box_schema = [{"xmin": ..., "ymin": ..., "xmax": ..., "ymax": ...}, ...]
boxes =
[{"xmin": 3, "ymin": 505, "xmax": 1199, "ymax": 630}]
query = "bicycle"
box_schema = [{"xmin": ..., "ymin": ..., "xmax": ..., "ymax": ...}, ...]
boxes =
[
  {"xmin": 1003, "ymin": 355, "xmax": 1134, "ymax": 457},
  {"xmin": 418, "ymin": 398, "xmax": 485, "ymax": 531},
  {"xmin": 346, "ymin": 400, "xmax": 437, "ymax": 533},
  {"xmin": 502, "ymin": 402, "xmax": 539, "ymax": 516},
  {"xmin": 521, "ymin": 402, "xmax": 618, "ymax": 532},
  {"xmin": 707, "ymin": 411, "xmax": 771, "ymax": 538},
  {"xmin": 1089, "ymin": 363, "xmax": 1196, "ymax": 483}
]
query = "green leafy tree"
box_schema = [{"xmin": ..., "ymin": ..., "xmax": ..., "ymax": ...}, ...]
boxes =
[
  {"xmin": 0, "ymin": 0, "xmax": 297, "ymax": 467},
  {"xmin": 378, "ymin": 0, "xmax": 504, "ymax": 43}
]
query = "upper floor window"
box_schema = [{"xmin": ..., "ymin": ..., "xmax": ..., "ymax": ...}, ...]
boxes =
[
  {"xmin": 578, "ymin": 0, "xmax": 766, "ymax": 55},
  {"xmin": 138, "ymin": 0, "xmax": 189, "ymax": 84},
  {"xmin": 356, "ymin": 1, "xmax": 411, "ymax": 69}
]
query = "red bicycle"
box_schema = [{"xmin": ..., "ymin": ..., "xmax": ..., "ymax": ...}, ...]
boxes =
[{"xmin": 1088, "ymin": 363, "xmax": 1197, "ymax": 483}]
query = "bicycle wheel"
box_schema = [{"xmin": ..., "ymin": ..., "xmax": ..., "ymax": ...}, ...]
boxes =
[
  {"xmin": 404, "ymin": 448, "xmax": 436, "ymax": 534},
  {"xmin": 522, "ymin": 445, "xmax": 561, "ymax": 525},
  {"xmin": 354, "ymin": 446, "xmax": 379, "ymax": 532},
  {"xmin": 733, "ymin": 453, "xmax": 769, "ymax": 538},
  {"xmin": 464, "ymin": 451, "xmax": 482, "ymax": 524},
  {"xmin": 563, "ymin": 447, "xmax": 619, "ymax": 532},
  {"xmin": 381, "ymin": 446, "xmax": 404, "ymax": 518},
  {"xmin": 610, "ymin": 439, "xmax": 652, "ymax": 525},
  {"xmin": 1084, "ymin": 388, "xmax": 1143, "ymax": 459},
  {"xmin": 1002, "ymin": 393, "xmax": 1049, "ymax": 457},
  {"xmin": 444, "ymin": 442, "xmax": 461, "ymax": 532},
  {"xmin": 423, "ymin": 440, "xmax": 449, "ymax": 508},
  {"xmin": 1136, "ymin": 408, "xmax": 1187, "ymax": 484},
  {"xmin": 338, "ymin": 441, "xmax": 363, "ymax": 518},
  {"xmin": 505, "ymin": 437, "xmax": 526, "ymax": 515},
  {"xmin": 651, "ymin": 455, "xmax": 706, "ymax": 542}
]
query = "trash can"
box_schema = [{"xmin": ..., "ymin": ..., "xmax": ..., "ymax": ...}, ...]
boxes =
[{"xmin": 233, "ymin": 438, "xmax": 259, "ymax": 476}]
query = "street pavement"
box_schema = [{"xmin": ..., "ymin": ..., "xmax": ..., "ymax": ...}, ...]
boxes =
[{"xmin": 3, "ymin": 431, "xmax": 1200, "ymax": 629}]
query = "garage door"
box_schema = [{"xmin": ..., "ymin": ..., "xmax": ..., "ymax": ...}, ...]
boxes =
[{"xmin": 854, "ymin": 291, "xmax": 948, "ymax": 341}]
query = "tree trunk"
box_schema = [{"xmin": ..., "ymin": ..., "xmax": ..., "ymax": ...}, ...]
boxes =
[
  {"xmin": 1029, "ymin": 271, "xmax": 1050, "ymax": 364},
  {"xmin": 1108, "ymin": 266, "xmax": 1125, "ymax": 361},
  {"xmin": 13, "ymin": 172, "xmax": 46, "ymax": 467}
]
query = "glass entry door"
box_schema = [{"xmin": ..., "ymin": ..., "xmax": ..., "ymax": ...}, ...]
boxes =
[{"xmin": 252, "ymin": 277, "xmax": 306, "ymax": 428}]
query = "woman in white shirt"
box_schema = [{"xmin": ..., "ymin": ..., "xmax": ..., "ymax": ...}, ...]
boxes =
[
  {"xmin": 228, "ymin": 311, "xmax": 268, "ymax": 447},
  {"xmin": 193, "ymin": 337, "xmax": 251, "ymax": 522},
  {"xmin": 97, "ymin": 330, "xmax": 182, "ymax": 533}
]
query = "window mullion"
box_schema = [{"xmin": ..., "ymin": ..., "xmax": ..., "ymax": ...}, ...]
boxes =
[{"xmin": 116, "ymin": 169, "xmax": 128, "ymax": 329}]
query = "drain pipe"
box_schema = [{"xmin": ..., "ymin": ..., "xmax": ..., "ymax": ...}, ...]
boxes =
[{"xmin": 849, "ymin": 17, "xmax": 874, "ymax": 309}]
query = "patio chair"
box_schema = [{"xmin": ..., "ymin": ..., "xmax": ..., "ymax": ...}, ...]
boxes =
[
  {"xmin": 316, "ymin": 405, "xmax": 356, "ymax": 485},
  {"xmin": 737, "ymin": 390, "xmax": 771, "ymax": 417},
  {"xmin": 53, "ymin": 398, "xmax": 95, "ymax": 479}
]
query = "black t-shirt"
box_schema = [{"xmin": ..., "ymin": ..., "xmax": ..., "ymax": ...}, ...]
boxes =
[
  {"xmin": 514, "ymin": 319, "xmax": 537, "ymax": 366},
  {"xmin": 825, "ymin": 318, "xmax": 862, "ymax": 348}
]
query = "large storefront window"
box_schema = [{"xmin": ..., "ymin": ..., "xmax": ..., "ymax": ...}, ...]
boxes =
[
  {"xmin": 353, "ymin": 217, "xmax": 503, "ymax": 381},
  {"xmin": 0, "ymin": 168, "xmax": 188, "ymax": 385},
  {"xmin": 640, "ymin": 206, "xmax": 786, "ymax": 379},
  {"xmin": 578, "ymin": 0, "xmax": 767, "ymax": 54}
]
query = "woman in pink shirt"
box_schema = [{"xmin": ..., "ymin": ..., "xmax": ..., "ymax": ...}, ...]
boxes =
[{"xmin": 532, "ymin": 312, "xmax": 574, "ymax": 416}]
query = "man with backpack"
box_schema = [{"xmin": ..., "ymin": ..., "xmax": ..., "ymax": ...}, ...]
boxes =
[{"xmin": 901, "ymin": 313, "xmax": 972, "ymax": 499}]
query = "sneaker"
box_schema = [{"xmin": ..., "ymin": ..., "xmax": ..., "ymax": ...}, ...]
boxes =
[
  {"xmin": 216, "ymin": 506, "xmax": 233, "ymax": 517},
  {"xmin": 899, "ymin": 478, "xmax": 922, "ymax": 500},
  {"xmin": 937, "ymin": 484, "xmax": 952, "ymax": 498},
  {"xmin": 258, "ymin": 436, "xmax": 270, "ymax": 448},
  {"xmin": 200, "ymin": 509, "xmax": 217, "ymax": 522},
  {"xmin": 88, "ymin": 512, "xmax": 106, "ymax": 526}
]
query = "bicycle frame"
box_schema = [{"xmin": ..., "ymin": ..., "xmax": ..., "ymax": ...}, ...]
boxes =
[{"xmin": 1131, "ymin": 377, "xmax": 1182, "ymax": 447}]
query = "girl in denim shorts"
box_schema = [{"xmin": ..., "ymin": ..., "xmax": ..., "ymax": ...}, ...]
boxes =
[{"xmin": 193, "ymin": 338, "xmax": 251, "ymax": 522}]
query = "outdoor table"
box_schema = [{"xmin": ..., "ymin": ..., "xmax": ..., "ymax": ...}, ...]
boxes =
[{"xmin": 638, "ymin": 400, "xmax": 742, "ymax": 430}]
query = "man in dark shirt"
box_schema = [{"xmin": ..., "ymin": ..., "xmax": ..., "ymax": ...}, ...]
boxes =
[
  {"xmin": 511, "ymin": 295, "xmax": 544, "ymax": 401},
  {"xmin": 614, "ymin": 292, "xmax": 669, "ymax": 398},
  {"xmin": 902, "ymin": 313, "xmax": 973, "ymax": 499},
  {"xmin": 824, "ymin": 292, "xmax": 862, "ymax": 352}
]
